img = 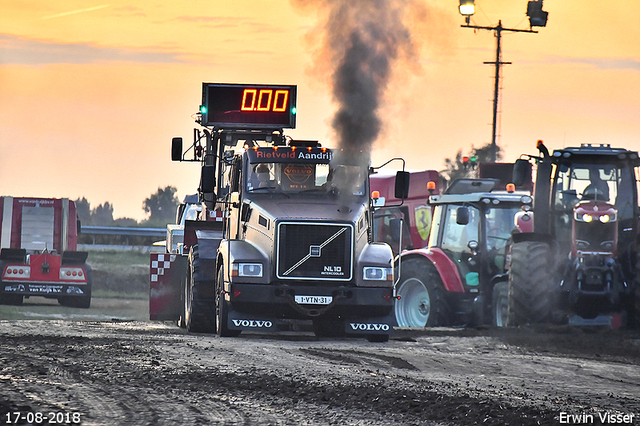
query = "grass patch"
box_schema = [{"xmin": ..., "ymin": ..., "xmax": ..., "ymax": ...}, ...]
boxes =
[
  {"xmin": 92, "ymin": 290, "xmax": 148, "ymax": 300},
  {"xmin": 86, "ymin": 250, "xmax": 150, "ymax": 296}
]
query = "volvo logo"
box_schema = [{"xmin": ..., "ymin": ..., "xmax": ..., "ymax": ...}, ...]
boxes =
[
  {"xmin": 349, "ymin": 323, "xmax": 390, "ymax": 331},
  {"xmin": 231, "ymin": 319, "xmax": 273, "ymax": 328}
]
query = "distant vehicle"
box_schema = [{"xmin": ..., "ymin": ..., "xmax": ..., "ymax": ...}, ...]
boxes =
[{"xmin": 0, "ymin": 197, "xmax": 91, "ymax": 308}]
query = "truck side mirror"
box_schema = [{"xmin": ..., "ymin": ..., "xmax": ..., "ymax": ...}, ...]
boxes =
[
  {"xmin": 172, "ymin": 137, "xmax": 183, "ymax": 162},
  {"xmin": 512, "ymin": 159, "xmax": 529, "ymax": 187},
  {"xmin": 456, "ymin": 206, "xmax": 469, "ymax": 225},
  {"xmin": 200, "ymin": 165, "xmax": 216, "ymax": 194},
  {"xmin": 394, "ymin": 171, "xmax": 410, "ymax": 200}
]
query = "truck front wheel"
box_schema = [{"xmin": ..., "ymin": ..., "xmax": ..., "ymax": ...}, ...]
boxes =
[
  {"xmin": 395, "ymin": 258, "xmax": 450, "ymax": 327},
  {"xmin": 216, "ymin": 266, "xmax": 241, "ymax": 337}
]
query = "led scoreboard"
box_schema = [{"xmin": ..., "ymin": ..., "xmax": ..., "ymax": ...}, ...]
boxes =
[{"xmin": 201, "ymin": 83, "xmax": 297, "ymax": 129}]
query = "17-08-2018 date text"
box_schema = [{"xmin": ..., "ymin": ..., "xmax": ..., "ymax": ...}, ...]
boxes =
[{"xmin": 4, "ymin": 412, "xmax": 81, "ymax": 424}]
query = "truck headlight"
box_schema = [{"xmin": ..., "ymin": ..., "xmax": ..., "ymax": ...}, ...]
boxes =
[
  {"xmin": 363, "ymin": 267, "xmax": 393, "ymax": 281},
  {"xmin": 232, "ymin": 263, "xmax": 263, "ymax": 277}
]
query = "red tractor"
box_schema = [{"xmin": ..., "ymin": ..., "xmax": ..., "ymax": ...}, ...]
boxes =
[
  {"xmin": 391, "ymin": 178, "xmax": 533, "ymax": 327},
  {"xmin": 509, "ymin": 141, "xmax": 640, "ymax": 327}
]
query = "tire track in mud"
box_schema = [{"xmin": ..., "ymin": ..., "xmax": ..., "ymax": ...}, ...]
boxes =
[
  {"xmin": 0, "ymin": 333, "xmax": 284, "ymax": 425},
  {"xmin": 1, "ymin": 321, "xmax": 639, "ymax": 425}
]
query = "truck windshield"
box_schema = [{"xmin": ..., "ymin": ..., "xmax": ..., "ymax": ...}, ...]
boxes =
[{"xmin": 247, "ymin": 162, "xmax": 365, "ymax": 195}]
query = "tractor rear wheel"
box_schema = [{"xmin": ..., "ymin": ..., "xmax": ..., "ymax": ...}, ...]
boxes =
[
  {"xmin": 631, "ymin": 255, "xmax": 640, "ymax": 329},
  {"xmin": 395, "ymin": 258, "xmax": 450, "ymax": 327},
  {"xmin": 507, "ymin": 240, "xmax": 556, "ymax": 326}
]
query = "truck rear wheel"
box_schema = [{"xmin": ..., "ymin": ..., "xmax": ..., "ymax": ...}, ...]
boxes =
[
  {"xmin": 216, "ymin": 266, "xmax": 241, "ymax": 337},
  {"xmin": 507, "ymin": 240, "xmax": 556, "ymax": 326},
  {"xmin": 395, "ymin": 258, "xmax": 450, "ymax": 327},
  {"xmin": 59, "ymin": 267, "xmax": 92, "ymax": 309},
  {"xmin": 185, "ymin": 246, "xmax": 216, "ymax": 333},
  {"xmin": 0, "ymin": 294, "xmax": 23, "ymax": 306}
]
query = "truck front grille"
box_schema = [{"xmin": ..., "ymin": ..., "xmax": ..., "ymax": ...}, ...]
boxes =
[{"xmin": 276, "ymin": 222, "xmax": 353, "ymax": 281}]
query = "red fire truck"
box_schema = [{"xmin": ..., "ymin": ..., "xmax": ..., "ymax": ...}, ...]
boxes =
[{"xmin": 0, "ymin": 197, "xmax": 91, "ymax": 308}]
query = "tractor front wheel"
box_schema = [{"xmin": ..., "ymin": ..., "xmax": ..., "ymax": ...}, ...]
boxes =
[
  {"xmin": 395, "ymin": 258, "xmax": 450, "ymax": 327},
  {"xmin": 492, "ymin": 281, "xmax": 509, "ymax": 327},
  {"xmin": 507, "ymin": 240, "xmax": 556, "ymax": 326}
]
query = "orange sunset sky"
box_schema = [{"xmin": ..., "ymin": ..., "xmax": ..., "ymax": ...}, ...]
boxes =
[{"xmin": 1, "ymin": 0, "xmax": 639, "ymax": 221}]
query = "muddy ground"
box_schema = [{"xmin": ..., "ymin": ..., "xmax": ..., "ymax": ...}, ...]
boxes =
[{"xmin": 0, "ymin": 300, "xmax": 639, "ymax": 426}]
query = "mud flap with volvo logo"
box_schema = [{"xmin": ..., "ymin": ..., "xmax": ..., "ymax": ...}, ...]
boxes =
[
  {"xmin": 226, "ymin": 309, "xmax": 276, "ymax": 331},
  {"xmin": 344, "ymin": 313, "xmax": 395, "ymax": 336}
]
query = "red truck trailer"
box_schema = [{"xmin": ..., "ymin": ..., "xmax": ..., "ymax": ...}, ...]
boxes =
[
  {"xmin": 370, "ymin": 170, "xmax": 440, "ymax": 255},
  {"xmin": 0, "ymin": 197, "xmax": 91, "ymax": 308}
]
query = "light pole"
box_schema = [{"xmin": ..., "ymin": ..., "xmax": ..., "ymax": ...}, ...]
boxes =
[{"xmin": 458, "ymin": 0, "xmax": 548, "ymax": 163}]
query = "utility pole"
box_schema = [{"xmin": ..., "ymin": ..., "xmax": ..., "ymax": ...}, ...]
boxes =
[{"xmin": 462, "ymin": 21, "xmax": 537, "ymax": 162}]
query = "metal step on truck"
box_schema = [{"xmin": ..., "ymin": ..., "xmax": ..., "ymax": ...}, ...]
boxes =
[
  {"xmin": 149, "ymin": 82, "xmax": 409, "ymax": 341},
  {"xmin": 0, "ymin": 197, "xmax": 91, "ymax": 308}
]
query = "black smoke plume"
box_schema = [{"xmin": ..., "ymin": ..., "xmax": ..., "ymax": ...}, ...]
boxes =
[{"xmin": 293, "ymin": 0, "xmax": 424, "ymax": 168}]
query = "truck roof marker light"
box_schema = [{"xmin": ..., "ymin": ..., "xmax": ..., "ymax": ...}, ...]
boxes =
[
  {"xmin": 307, "ymin": 146, "xmax": 312, "ymax": 152},
  {"xmin": 371, "ymin": 190, "xmax": 380, "ymax": 200},
  {"xmin": 321, "ymin": 147, "xmax": 327, "ymax": 153},
  {"xmin": 506, "ymin": 183, "xmax": 515, "ymax": 193},
  {"xmin": 273, "ymin": 146, "xmax": 278, "ymax": 151},
  {"xmin": 291, "ymin": 146, "xmax": 297, "ymax": 151}
]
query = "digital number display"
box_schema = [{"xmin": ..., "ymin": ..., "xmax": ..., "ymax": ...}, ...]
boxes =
[{"xmin": 201, "ymin": 83, "xmax": 297, "ymax": 129}]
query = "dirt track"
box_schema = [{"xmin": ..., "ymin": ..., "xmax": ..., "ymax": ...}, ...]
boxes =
[{"xmin": 1, "ymin": 315, "xmax": 639, "ymax": 426}]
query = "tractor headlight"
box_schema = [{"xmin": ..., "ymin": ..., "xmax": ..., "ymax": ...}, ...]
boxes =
[
  {"xmin": 363, "ymin": 267, "xmax": 393, "ymax": 281},
  {"xmin": 232, "ymin": 263, "xmax": 263, "ymax": 277},
  {"xmin": 576, "ymin": 213, "xmax": 593, "ymax": 222},
  {"xmin": 575, "ymin": 213, "xmax": 616, "ymax": 223}
]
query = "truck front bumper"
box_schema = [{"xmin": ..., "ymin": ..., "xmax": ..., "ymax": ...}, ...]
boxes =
[{"xmin": 227, "ymin": 282, "xmax": 394, "ymax": 320}]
